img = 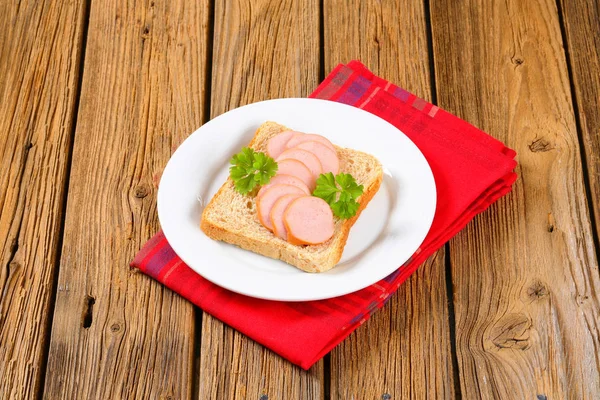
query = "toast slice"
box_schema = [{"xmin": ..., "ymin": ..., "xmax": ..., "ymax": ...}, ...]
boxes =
[{"xmin": 200, "ymin": 121, "xmax": 383, "ymax": 273}]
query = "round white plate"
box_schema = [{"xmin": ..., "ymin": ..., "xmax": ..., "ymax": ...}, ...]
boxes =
[{"xmin": 158, "ymin": 98, "xmax": 436, "ymax": 301}]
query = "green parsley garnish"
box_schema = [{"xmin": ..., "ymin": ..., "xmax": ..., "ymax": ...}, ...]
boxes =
[
  {"xmin": 229, "ymin": 147, "xmax": 278, "ymax": 195},
  {"xmin": 313, "ymin": 172, "xmax": 364, "ymax": 219}
]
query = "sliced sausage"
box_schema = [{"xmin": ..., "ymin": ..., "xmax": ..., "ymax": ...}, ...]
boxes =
[
  {"xmin": 295, "ymin": 141, "xmax": 340, "ymax": 175},
  {"xmin": 286, "ymin": 133, "xmax": 335, "ymax": 152},
  {"xmin": 284, "ymin": 196, "xmax": 335, "ymax": 245},
  {"xmin": 270, "ymin": 193, "xmax": 303, "ymax": 240},
  {"xmin": 256, "ymin": 174, "xmax": 310, "ymax": 200},
  {"xmin": 276, "ymin": 159, "xmax": 315, "ymax": 191},
  {"xmin": 266, "ymin": 130, "xmax": 298, "ymax": 159},
  {"xmin": 256, "ymin": 184, "xmax": 306, "ymax": 231},
  {"xmin": 276, "ymin": 148, "xmax": 323, "ymax": 181}
]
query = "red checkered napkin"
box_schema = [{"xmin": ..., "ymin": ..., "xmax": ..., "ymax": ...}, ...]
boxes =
[{"xmin": 131, "ymin": 61, "xmax": 517, "ymax": 370}]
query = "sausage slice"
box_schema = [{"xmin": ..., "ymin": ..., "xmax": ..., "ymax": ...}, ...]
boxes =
[
  {"xmin": 295, "ymin": 141, "xmax": 340, "ymax": 175},
  {"xmin": 270, "ymin": 193, "xmax": 303, "ymax": 240},
  {"xmin": 286, "ymin": 133, "xmax": 335, "ymax": 152},
  {"xmin": 276, "ymin": 159, "xmax": 315, "ymax": 191},
  {"xmin": 276, "ymin": 148, "xmax": 323, "ymax": 181},
  {"xmin": 256, "ymin": 174, "xmax": 310, "ymax": 200},
  {"xmin": 284, "ymin": 196, "xmax": 335, "ymax": 245},
  {"xmin": 266, "ymin": 130, "xmax": 298, "ymax": 159},
  {"xmin": 256, "ymin": 184, "xmax": 306, "ymax": 231}
]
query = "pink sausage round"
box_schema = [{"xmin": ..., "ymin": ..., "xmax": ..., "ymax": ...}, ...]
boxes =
[
  {"xmin": 286, "ymin": 133, "xmax": 335, "ymax": 152},
  {"xmin": 276, "ymin": 159, "xmax": 315, "ymax": 191},
  {"xmin": 284, "ymin": 196, "xmax": 335, "ymax": 245},
  {"xmin": 270, "ymin": 193, "xmax": 303, "ymax": 240},
  {"xmin": 276, "ymin": 148, "xmax": 323, "ymax": 181},
  {"xmin": 266, "ymin": 131, "xmax": 298, "ymax": 159},
  {"xmin": 256, "ymin": 174, "xmax": 311, "ymax": 200},
  {"xmin": 295, "ymin": 141, "xmax": 340, "ymax": 175},
  {"xmin": 257, "ymin": 184, "xmax": 306, "ymax": 231}
]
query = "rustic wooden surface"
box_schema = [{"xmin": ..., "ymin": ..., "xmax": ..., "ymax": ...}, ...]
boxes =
[
  {"xmin": 431, "ymin": 0, "xmax": 600, "ymax": 398},
  {"xmin": 0, "ymin": 1, "xmax": 86, "ymax": 398},
  {"xmin": 559, "ymin": 0, "xmax": 600, "ymax": 248},
  {"xmin": 1, "ymin": 0, "xmax": 599, "ymax": 399},
  {"xmin": 323, "ymin": 1, "xmax": 456, "ymax": 398},
  {"xmin": 42, "ymin": 0, "xmax": 210, "ymax": 398},
  {"xmin": 198, "ymin": 1, "xmax": 324, "ymax": 398}
]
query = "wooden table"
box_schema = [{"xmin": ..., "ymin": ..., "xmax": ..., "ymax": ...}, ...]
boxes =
[{"xmin": 1, "ymin": 0, "xmax": 599, "ymax": 398}]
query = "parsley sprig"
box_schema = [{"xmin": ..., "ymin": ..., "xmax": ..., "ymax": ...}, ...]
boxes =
[
  {"xmin": 229, "ymin": 147, "xmax": 278, "ymax": 195},
  {"xmin": 312, "ymin": 172, "xmax": 364, "ymax": 219}
]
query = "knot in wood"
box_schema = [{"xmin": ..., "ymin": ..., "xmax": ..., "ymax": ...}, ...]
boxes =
[
  {"xmin": 8, "ymin": 260, "xmax": 21, "ymax": 271},
  {"xmin": 577, "ymin": 294, "xmax": 590, "ymax": 305},
  {"xmin": 527, "ymin": 281, "xmax": 549, "ymax": 300},
  {"xmin": 259, "ymin": 395, "xmax": 268, "ymax": 400},
  {"xmin": 82, "ymin": 295, "xmax": 96, "ymax": 329},
  {"xmin": 134, "ymin": 184, "xmax": 149, "ymax": 198},
  {"xmin": 528, "ymin": 137, "xmax": 553, "ymax": 153},
  {"xmin": 510, "ymin": 54, "xmax": 524, "ymax": 64},
  {"xmin": 490, "ymin": 313, "xmax": 531, "ymax": 350},
  {"xmin": 110, "ymin": 323, "xmax": 121, "ymax": 332},
  {"xmin": 547, "ymin": 212, "xmax": 555, "ymax": 233},
  {"xmin": 382, "ymin": 394, "xmax": 392, "ymax": 400}
]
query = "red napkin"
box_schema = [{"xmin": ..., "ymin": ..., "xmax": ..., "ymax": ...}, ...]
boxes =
[{"xmin": 131, "ymin": 61, "xmax": 517, "ymax": 370}]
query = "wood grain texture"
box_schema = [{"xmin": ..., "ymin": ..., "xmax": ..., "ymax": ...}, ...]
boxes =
[
  {"xmin": 0, "ymin": 1, "xmax": 86, "ymax": 398},
  {"xmin": 43, "ymin": 0, "xmax": 209, "ymax": 398},
  {"xmin": 559, "ymin": 0, "xmax": 600, "ymax": 249},
  {"xmin": 430, "ymin": 0, "xmax": 600, "ymax": 398},
  {"xmin": 323, "ymin": 1, "xmax": 456, "ymax": 398},
  {"xmin": 198, "ymin": 0, "xmax": 323, "ymax": 398},
  {"xmin": 328, "ymin": 254, "xmax": 456, "ymax": 400}
]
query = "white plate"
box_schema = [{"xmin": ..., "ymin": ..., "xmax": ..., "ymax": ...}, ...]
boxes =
[{"xmin": 158, "ymin": 98, "xmax": 436, "ymax": 301}]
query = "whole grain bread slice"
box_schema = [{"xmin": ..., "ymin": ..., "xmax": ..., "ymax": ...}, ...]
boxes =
[{"xmin": 200, "ymin": 121, "xmax": 383, "ymax": 273}]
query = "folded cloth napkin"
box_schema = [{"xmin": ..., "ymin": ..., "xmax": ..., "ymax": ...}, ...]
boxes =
[{"xmin": 131, "ymin": 61, "xmax": 517, "ymax": 370}]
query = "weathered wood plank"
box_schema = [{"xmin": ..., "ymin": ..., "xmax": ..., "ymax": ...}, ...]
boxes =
[
  {"xmin": 430, "ymin": 0, "xmax": 600, "ymax": 398},
  {"xmin": 0, "ymin": 1, "xmax": 86, "ymax": 398},
  {"xmin": 198, "ymin": 0, "xmax": 323, "ymax": 398},
  {"xmin": 323, "ymin": 1, "xmax": 456, "ymax": 398},
  {"xmin": 558, "ymin": 0, "xmax": 600, "ymax": 249},
  {"xmin": 43, "ymin": 0, "xmax": 210, "ymax": 398}
]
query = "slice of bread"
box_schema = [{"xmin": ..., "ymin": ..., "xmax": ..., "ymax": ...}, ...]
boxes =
[{"xmin": 200, "ymin": 121, "xmax": 383, "ymax": 273}]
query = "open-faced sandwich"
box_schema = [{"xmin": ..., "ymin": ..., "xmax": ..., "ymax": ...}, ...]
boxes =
[{"xmin": 201, "ymin": 121, "xmax": 383, "ymax": 273}]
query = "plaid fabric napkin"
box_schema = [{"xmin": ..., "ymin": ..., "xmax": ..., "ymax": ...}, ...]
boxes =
[{"xmin": 132, "ymin": 61, "xmax": 517, "ymax": 370}]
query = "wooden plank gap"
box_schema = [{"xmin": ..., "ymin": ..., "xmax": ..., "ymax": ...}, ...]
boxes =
[
  {"xmin": 192, "ymin": 307, "xmax": 202, "ymax": 400},
  {"xmin": 192, "ymin": 2, "xmax": 215, "ymax": 398},
  {"xmin": 323, "ymin": 353, "xmax": 330, "ymax": 400},
  {"xmin": 319, "ymin": 0, "xmax": 325, "ymax": 81},
  {"xmin": 444, "ymin": 243, "xmax": 463, "ymax": 400},
  {"xmin": 554, "ymin": 0, "xmax": 600, "ymax": 269},
  {"xmin": 202, "ymin": 0, "xmax": 216, "ymax": 124},
  {"xmin": 424, "ymin": 2, "xmax": 458, "ymax": 395},
  {"xmin": 423, "ymin": 0, "xmax": 438, "ymax": 106}
]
